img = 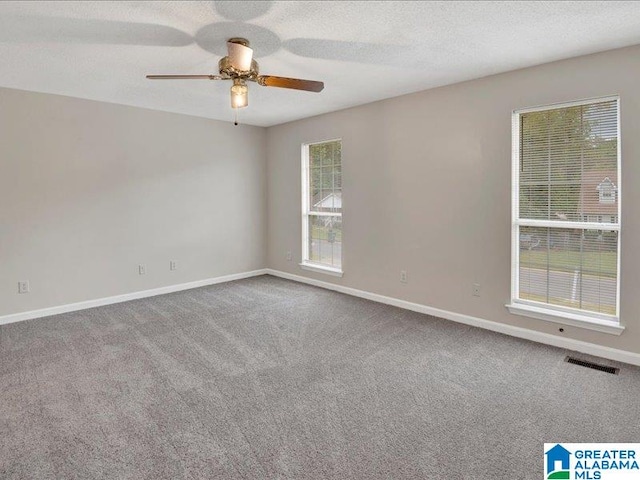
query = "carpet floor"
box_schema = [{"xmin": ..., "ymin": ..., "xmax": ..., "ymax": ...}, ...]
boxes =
[{"xmin": 1, "ymin": 275, "xmax": 638, "ymax": 479}]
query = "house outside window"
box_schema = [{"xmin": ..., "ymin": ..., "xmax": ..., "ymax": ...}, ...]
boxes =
[
  {"xmin": 597, "ymin": 177, "xmax": 617, "ymax": 204},
  {"xmin": 301, "ymin": 139, "xmax": 343, "ymax": 276},
  {"xmin": 507, "ymin": 97, "xmax": 622, "ymax": 334}
]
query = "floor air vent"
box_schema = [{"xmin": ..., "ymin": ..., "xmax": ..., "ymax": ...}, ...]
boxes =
[{"xmin": 565, "ymin": 356, "xmax": 619, "ymax": 375}]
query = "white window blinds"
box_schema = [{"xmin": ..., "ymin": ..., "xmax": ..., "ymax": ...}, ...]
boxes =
[
  {"xmin": 302, "ymin": 140, "xmax": 342, "ymax": 273},
  {"xmin": 513, "ymin": 97, "xmax": 620, "ymax": 321}
]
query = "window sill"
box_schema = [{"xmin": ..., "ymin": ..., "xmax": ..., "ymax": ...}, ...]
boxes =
[
  {"xmin": 506, "ymin": 302, "xmax": 624, "ymax": 336},
  {"xmin": 299, "ymin": 262, "xmax": 343, "ymax": 277}
]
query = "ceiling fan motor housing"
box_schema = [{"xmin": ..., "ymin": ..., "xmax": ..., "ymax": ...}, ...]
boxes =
[{"xmin": 218, "ymin": 56, "xmax": 259, "ymax": 79}]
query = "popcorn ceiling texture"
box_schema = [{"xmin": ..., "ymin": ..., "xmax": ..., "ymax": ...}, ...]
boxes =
[{"xmin": 1, "ymin": 1, "xmax": 640, "ymax": 126}]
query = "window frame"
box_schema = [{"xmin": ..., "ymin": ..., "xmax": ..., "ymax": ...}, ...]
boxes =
[
  {"xmin": 300, "ymin": 138, "xmax": 344, "ymax": 277},
  {"xmin": 507, "ymin": 96, "xmax": 623, "ymax": 335}
]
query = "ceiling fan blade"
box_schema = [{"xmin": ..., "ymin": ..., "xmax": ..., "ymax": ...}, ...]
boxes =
[
  {"xmin": 256, "ymin": 75, "xmax": 324, "ymax": 92},
  {"xmin": 227, "ymin": 41, "xmax": 254, "ymax": 71},
  {"xmin": 146, "ymin": 75, "xmax": 223, "ymax": 80}
]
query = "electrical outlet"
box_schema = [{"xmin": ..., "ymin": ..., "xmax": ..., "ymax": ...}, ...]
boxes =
[
  {"xmin": 400, "ymin": 270, "xmax": 408, "ymax": 283},
  {"xmin": 170, "ymin": 261, "xmax": 177, "ymax": 271},
  {"xmin": 18, "ymin": 281, "xmax": 30, "ymax": 294},
  {"xmin": 473, "ymin": 283, "xmax": 481, "ymax": 297},
  {"xmin": 286, "ymin": 251, "xmax": 292, "ymax": 261},
  {"xmin": 138, "ymin": 264, "xmax": 146, "ymax": 275}
]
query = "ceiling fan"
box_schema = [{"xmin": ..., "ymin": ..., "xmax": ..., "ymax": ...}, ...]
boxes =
[{"xmin": 147, "ymin": 37, "xmax": 324, "ymax": 123}]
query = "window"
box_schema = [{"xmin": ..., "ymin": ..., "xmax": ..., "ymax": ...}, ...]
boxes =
[
  {"xmin": 508, "ymin": 97, "xmax": 622, "ymax": 334},
  {"xmin": 301, "ymin": 139, "xmax": 343, "ymax": 276}
]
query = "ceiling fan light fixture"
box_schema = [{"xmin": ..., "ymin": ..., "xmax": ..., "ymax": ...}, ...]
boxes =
[{"xmin": 230, "ymin": 78, "xmax": 248, "ymax": 109}]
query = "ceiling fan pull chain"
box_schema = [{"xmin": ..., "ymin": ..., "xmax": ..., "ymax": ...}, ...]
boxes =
[{"xmin": 234, "ymin": 107, "xmax": 239, "ymax": 126}]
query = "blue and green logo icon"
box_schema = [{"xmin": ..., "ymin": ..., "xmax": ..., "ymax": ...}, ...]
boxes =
[{"xmin": 545, "ymin": 444, "xmax": 571, "ymax": 479}]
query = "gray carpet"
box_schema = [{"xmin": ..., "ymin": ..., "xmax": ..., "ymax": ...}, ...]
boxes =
[{"xmin": 1, "ymin": 275, "xmax": 638, "ymax": 479}]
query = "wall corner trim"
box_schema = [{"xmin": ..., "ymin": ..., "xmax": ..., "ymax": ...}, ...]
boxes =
[
  {"xmin": 265, "ymin": 269, "xmax": 640, "ymax": 367},
  {"xmin": 0, "ymin": 269, "xmax": 268, "ymax": 326}
]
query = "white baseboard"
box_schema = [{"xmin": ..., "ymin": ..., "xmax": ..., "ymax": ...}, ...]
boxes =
[
  {"xmin": 3, "ymin": 267, "xmax": 638, "ymax": 367},
  {"xmin": 265, "ymin": 269, "xmax": 640, "ymax": 367},
  {"xmin": 0, "ymin": 269, "xmax": 268, "ymax": 326}
]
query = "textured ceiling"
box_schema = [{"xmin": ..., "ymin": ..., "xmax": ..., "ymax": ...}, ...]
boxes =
[{"xmin": 1, "ymin": 1, "xmax": 640, "ymax": 127}]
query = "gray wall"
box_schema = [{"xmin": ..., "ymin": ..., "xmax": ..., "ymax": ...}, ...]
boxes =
[
  {"xmin": 266, "ymin": 45, "xmax": 640, "ymax": 355},
  {"xmin": 2, "ymin": 45, "xmax": 639, "ymax": 356},
  {"xmin": 0, "ymin": 87, "xmax": 266, "ymax": 316}
]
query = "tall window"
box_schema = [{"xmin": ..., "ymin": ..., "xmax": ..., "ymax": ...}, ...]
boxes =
[
  {"xmin": 301, "ymin": 139, "xmax": 343, "ymax": 276},
  {"xmin": 509, "ymin": 97, "xmax": 621, "ymax": 332}
]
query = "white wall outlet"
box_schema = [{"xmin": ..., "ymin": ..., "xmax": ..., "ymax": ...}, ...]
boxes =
[
  {"xmin": 170, "ymin": 261, "xmax": 177, "ymax": 271},
  {"xmin": 286, "ymin": 251, "xmax": 292, "ymax": 261},
  {"xmin": 138, "ymin": 264, "xmax": 146, "ymax": 275},
  {"xmin": 473, "ymin": 283, "xmax": 481, "ymax": 297},
  {"xmin": 400, "ymin": 270, "xmax": 408, "ymax": 283},
  {"xmin": 18, "ymin": 281, "xmax": 30, "ymax": 294}
]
